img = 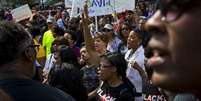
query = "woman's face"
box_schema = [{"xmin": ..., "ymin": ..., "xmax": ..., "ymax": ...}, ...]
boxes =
[
  {"xmin": 127, "ymin": 31, "xmax": 141, "ymax": 49},
  {"xmin": 98, "ymin": 57, "xmax": 115, "ymax": 81},
  {"xmin": 94, "ymin": 38, "xmax": 107, "ymax": 52},
  {"xmin": 80, "ymin": 47, "xmax": 90, "ymax": 62},
  {"xmin": 120, "ymin": 24, "xmax": 130, "ymax": 40},
  {"xmin": 145, "ymin": 0, "xmax": 201, "ymax": 93}
]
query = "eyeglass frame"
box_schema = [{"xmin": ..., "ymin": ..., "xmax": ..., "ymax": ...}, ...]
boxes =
[
  {"xmin": 97, "ymin": 64, "xmax": 114, "ymax": 70},
  {"xmin": 156, "ymin": 0, "xmax": 199, "ymax": 22},
  {"xmin": 102, "ymin": 28, "xmax": 113, "ymax": 32}
]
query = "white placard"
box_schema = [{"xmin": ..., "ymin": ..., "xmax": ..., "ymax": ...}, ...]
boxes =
[
  {"xmin": 71, "ymin": 0, "xmax": 135, "ymax": 17},
  {"xmin": 11, "ymin": 4, "xmax": 32, "ymax": 22},
  {"xmin": 65, "ymin": 0, "xmax": 73, "ymax": 8}
]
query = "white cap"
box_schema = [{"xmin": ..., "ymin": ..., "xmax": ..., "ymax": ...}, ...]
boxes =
[
  {"xmin": 104, "ymin": 24, "xmax": 113, "ymax": 30},
  {"xmin": 46, "ymin": 17, "xmax": 55, "ymax": 23}
]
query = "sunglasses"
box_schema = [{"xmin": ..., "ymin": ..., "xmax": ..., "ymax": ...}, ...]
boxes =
[
  {"xmin": 121, "ymin": 28, "xmax": 129, "ymax": 32},
  {"xmin": 102, "ymin": 29, "xmax": 112, "ymax": 32},
  {"xmin": 156, "ymin": 0, "xmax": 199, "ymax": 22}
]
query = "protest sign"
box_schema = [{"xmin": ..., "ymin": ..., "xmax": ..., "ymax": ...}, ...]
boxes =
[
  {"xmin": 11, "ymin": 4, "xmax": 32, "ymax": 22},
  {"xmin": 71, "ymin": 0, "xmax": 135, "ymax": 17},
  {"xmin": 65, "ymin": 0, "xmax": 73, "ymax": 8}
]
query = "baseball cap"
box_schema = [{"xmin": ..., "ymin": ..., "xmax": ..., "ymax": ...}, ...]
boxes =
[
  {"xmin": 103, "ymin": 24, "xmax": 113, "ymax": 30},
  {"xmin": 46, "ymin": 17, "xmax": 55, "ymax": 23}
]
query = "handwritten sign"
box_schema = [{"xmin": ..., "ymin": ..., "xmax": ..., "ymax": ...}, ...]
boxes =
[
  {"xmin": 65, "ymin": 0, "xmax": 73, "ymax": 8},
  {"xmin": 11, "ymin": 4, "xmax": 32, "ymax": 22},
  {"xmin": 71, "ymin": 0, "xmax": 135, "ymax": 17}
]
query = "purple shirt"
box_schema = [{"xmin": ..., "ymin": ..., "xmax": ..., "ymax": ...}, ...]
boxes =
[{"xmin": 72, "ymin": 46, "xmax": 80, "ymax": 58}]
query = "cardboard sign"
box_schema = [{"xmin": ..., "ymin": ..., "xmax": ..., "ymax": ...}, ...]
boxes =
[{"xmin": 11, "ymin": 4, "xmax": 32, "ymax": 22}]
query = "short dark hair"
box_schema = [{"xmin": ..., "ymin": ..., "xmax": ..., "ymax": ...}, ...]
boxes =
[
  {"xmin": 133, "ymin": 28, "xmax": 144, "ymax": 40},
  {"xmin": 65, "ymin": 30, "xmax": 77, "ymax": 42},
  {"xmin": 53, "ymin": 36, "xmax": 69, "ymax": 46},
  {"xmin": 28, "ymin": 25, "xmax": 41, "ymax": 38},
  {"xmin": 57, "ymin": 45, "xmax": 78, "ymax": 66},
  {"xmin": 0, "ymin": 21, "xmax": 32, "ymax": 66},
  {"xmin": 53, "ymin": 26, "xmax": 65, "ymax": 36},
  {"xmin": 49, "ymin": 63, "xmax": 88, "ymax": 101}
]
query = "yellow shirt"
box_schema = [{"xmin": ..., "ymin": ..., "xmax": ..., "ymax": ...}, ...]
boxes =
[
  {"xmin": 42, "ymin": 30, "xmax": 55, "ymax": 58},
  {"xmin": 34, "ymin": 39, "xmax": 45, "ymax": 59}
]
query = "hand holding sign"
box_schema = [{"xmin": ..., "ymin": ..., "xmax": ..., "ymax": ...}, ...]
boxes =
[
  {"xmin": 82, "ymin": 1, "xmax": 90, "ymax": 25},
  {"xmin": 11, "ymin": 4, "xmax": 32, "ymax": 22}
]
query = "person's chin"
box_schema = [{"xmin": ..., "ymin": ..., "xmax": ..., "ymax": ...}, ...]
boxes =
[
  {"xmin": 94, "ymin": 46, "xmax": 99, "ymax": 51},
  {"xmin": 151, "ymin": 72, "xmax": 187, "ymax": 93}
]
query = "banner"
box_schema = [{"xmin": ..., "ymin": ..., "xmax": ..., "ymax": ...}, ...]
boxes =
[
  {"xmin": 65, "ymin": 0, "xmax": 73, "ymax": 8},
  {"xmin": 71, "ymin": 0, "xmax": 135, "ymax": 17},
  {"xmin": 11, "ymin": 4, "xmax": 32, "ymax": 22}
]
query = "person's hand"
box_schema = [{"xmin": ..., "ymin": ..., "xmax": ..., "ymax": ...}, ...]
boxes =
[
  {"xmin": 131, "ymin": 61, "xmax": 141, "ymax": 71},
  {"xmin": 32, "ymin": 12, "xmax": 36, "ymax": 17},
  {"xmin": 131, "ymin": 61, "xmax": 147, "ymax": 79},
  {"xmin": 82, "ymin": 1, "xmax": 90, "ymax": 25}
]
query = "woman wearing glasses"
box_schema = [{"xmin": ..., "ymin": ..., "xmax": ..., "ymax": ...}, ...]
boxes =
[
  {"xmin": 146, "ymin": 0, "xmax": 201, "ymax": 100},
  {"xmin": 118, "ymin": 22, "xmax": 133, "ymax": 55},
  {"xmin": 97, "ymin": 53, "xmax": 135, "ymax": 101}
]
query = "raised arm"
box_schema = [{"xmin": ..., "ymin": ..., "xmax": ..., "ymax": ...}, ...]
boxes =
[
  {"xmin": 82, "ymin": 1, "xmax": 100, "ymax": 64},
  {"xmin": 82, "ymin": 2, "xmax": 96, "ymax": 51}
]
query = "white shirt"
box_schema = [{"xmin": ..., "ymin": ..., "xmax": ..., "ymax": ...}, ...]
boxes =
[
  {"xmin": 125, "ymin": 45, "xmax": 145, "ymax": 92},
  {"xmin": 107, "ymin": 36, "xmax": 122, "ymax": 53},
  {"xmin": 43, "ymin": 54, "xmax": 55, "ymax": 76}
]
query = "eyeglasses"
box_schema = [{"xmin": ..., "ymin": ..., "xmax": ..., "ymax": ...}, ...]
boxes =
[
  {"xmin": 28, "ymin": 44, "xmax": 40, "ymax": 52},
  {"xmin": 28, "ymin": 45, "xmax": 40, "ymax": 48},
  {"xmin": 156, "ymin": 0, "xmax": 199, "ymax": 22},
  {"xmin": 97, "ymin": 64, "xmax": 114, "ymax": 70}
]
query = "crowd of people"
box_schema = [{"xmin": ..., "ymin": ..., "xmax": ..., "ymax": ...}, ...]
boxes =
[{"xmin": 0, "ymin": 0, "xmax": 201, "ymax": 101}]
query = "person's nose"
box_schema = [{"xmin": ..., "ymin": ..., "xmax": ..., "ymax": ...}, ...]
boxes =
[{"xmin": 145, "ymin": 10, "xmax": 166, "ymax": 34}]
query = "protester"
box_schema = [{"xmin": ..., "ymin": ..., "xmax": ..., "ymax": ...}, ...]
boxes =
[
  {"xmin": 0, "ymin": 21, "xmax": 75, "ymax": 101},
  {"xmin": 67, "ymin": 17, "xmax": 84, "ymax": 48},
  {"xmin": 145, "ymin": 0, "xmax": 201, "ymax": 99},
  {"xmin": 125, "ymin": 28, "xmax": 145, "ymax": 101},
  {"xmin": 102, "ymin": 24, "xmax": 122, "ymax": 53},
  {"xmin": 42, "ymin": 17, "xmax": 56, "ymax": 58},
  {"xmin": 64, "ymin": 30, "xmax": 81, "ymax": 62},
  {"xmin": 118, "ymin": 22, "xmax": 133, "ymax": 55},
  {"xmin": 94, "ymin": 32, "xmax": 108, "ymax": 56},
  {"xmin": 80, "ymin": 46, "xmax": 100, "ymax": 101},
  {"xmin": 48, "ymin": 45, "xmax": 87, "ymax": 101},
  {"xmin": 97, "ymin": 53, "xmax": 135, "ymax": 101},
  {"xmin": 43, "ymin": 36, "xmax": 68, "ymax": 83}
]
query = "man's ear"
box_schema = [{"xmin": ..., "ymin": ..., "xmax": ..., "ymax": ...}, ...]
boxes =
[{"xmin": 24, "ymin": 48, "xmax": 35, "ymax": 62}]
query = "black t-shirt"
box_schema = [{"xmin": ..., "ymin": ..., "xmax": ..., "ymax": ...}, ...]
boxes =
[
  {"xmin": 0, "ymin": 78, "xmax": 75, "ymax": 101},
  {"xmin": 96, "ymin": 82, "xmax": 135, "ymax": 101}
]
